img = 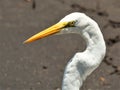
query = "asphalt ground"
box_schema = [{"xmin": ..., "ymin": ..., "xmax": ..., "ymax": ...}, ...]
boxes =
[{"xmin": 0, "ymin": 0, "xmax": 120, "ymax": 90}]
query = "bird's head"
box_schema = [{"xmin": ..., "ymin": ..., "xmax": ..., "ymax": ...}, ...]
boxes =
[{"xmin": 24, "ymin": 12, "xmax": 90, "ymax": 44}]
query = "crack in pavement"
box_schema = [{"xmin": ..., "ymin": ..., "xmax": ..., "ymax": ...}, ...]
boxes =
[{"xmin": 104, "ymin": 56, "xmax": 120, "ymax": 75}]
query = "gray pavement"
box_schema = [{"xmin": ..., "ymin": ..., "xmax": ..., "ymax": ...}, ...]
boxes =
[{"xmin": 0, "ymin": 0, "xmax": 120, "ymax": 90}]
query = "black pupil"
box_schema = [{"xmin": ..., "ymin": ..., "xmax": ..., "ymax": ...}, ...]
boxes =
[
  {"xmin": 65, "ymin": 21, "xmax": 75, "ymax": 28},
  {"xmin": 69, "ymin": 21, "xmax": 74, "ymax": 26}
]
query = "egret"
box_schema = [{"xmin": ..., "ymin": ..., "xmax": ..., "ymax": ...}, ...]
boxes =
[{"xmin": 24, "ymin": 12, "xmax": 106, "ymax": 90}]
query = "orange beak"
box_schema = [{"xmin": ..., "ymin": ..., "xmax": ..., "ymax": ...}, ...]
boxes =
[{"xmin": 24, "ymin": 22, "xmax": 68, "ymax": 44}]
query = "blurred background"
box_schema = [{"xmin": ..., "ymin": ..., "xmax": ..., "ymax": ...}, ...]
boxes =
[{"xmin": 0, "ymin": 0, "xmax": 120, "ymax": 90}]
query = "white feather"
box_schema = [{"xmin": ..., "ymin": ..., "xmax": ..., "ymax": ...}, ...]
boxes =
[{"xmin": 59, "ymin": 12, "xmax": 106, "ymax": 90}]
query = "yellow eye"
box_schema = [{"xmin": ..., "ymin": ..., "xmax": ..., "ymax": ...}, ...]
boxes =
[
  {"xmin": 69, "ymin": 21, "xmax": 75, "ymax": 26},
  {"xmin": 65, "ymin": 21, "xmax": 75, "ymax": 28}
]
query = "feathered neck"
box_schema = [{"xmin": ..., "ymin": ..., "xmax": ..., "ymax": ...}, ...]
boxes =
[{"xmin": 62, "ymin": 22, "xmax": 106, "ymax": 90}]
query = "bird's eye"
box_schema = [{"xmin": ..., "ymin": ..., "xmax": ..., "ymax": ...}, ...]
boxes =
[
  {"xmin": 64, "ymin": 21, "xmax": 76, "ymax": 28},
  {"xmin": 69, "ymin": 21, "xmax": 75, "ymax": 26}
]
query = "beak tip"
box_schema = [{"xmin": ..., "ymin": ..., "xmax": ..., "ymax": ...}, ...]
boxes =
[
  {"xmin": 23, "ymin": 40, "xmax": 29, "ymax": 44},
  {"xmin": 23, "ymin": 41, "xmax": 27, "ymax": 44},
  {"xmin": 23, "ymin": 22, "xmax": 67, "ymax": 44}
]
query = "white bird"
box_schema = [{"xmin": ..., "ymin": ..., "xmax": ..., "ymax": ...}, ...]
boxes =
[{"xmin": 24, "ymin": 12, "xmax": 106, "ymax": 90}]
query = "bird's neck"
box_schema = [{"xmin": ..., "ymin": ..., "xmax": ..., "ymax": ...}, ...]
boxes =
[
  {"xmin": 81, "ymin": 24, "xmax": 106, "ymax": 58},
  {"xmin": 62, "ymin": 24, "xmax": 106, "ymax": 90}
]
